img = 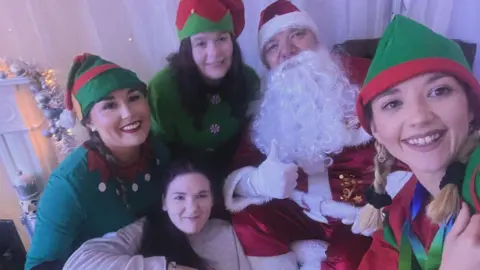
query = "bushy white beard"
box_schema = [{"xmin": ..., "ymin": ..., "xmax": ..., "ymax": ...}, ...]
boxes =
[{"xmin": 252, "ymin": 48, "xmax": 363, "ymax": 174}]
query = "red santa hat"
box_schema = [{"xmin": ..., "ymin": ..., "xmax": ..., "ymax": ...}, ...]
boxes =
[{"xmin": 258, "ymin": 0, "xmax": 318, "ymax": 52}]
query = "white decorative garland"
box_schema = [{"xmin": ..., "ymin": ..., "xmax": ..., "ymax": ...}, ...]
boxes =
[{"xmin": 0, "ymin": 58, "xmax": 76, "ymax": 161}]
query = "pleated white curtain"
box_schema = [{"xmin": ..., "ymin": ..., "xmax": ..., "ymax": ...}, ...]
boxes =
[{"xmin": 0, "ymin": 0, "xmax": 394, "ymax": 81}]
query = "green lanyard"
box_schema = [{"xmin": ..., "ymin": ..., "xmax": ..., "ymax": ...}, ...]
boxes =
[{"xmin": 398, "ymin": 183, "xmax": 453, "ymax": 270}]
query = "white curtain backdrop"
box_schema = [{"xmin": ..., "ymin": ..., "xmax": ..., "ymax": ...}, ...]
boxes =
[{"xmin": 0, "ymin": 0, "xmax": 393, "ymax": 82}]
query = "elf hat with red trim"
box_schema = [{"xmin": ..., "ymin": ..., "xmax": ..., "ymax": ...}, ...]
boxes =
[
  {"xmin": 258, "ymin": 0, "xmax": 318, "ymax": 53},
  {"xmin": 176, "ymin": 0, "xmax": 245, "ymax": 40},
  {"xmin": 59, "ymin": 53, "xmax": 145, "ymax": 129},
  {"xmin": 356, "ymin": 15, "xmax": 480, "ymax": 134}
]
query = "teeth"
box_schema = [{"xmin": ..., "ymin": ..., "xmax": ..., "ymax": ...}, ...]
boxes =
[
  {"xmin": 122, "ymin": 121, "xmax": 140, "ymax": 131},
  {"xmin": 407, "ymin": 133, "xmax": 441, "ymax": 146}
]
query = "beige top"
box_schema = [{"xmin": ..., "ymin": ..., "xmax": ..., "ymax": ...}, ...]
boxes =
[{"xmin": 63, "ymin": 218, "xmax": 251, "ymax": 270}]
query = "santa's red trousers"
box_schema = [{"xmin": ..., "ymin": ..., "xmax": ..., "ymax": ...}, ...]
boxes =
[{"xmin": 232, "ymin": 199, "xmax": 372, "ymax": 270}]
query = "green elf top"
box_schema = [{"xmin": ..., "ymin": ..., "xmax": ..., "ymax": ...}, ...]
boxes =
[
  {"xmin": 26, "ymin": 54, "xmax": 169, "ymax": 269},
  {"xmin": 176, "ymin": 0, "xmax": 245, "ymax": 40},
  {"xmin": 354, "ymin": 15, "xmax": 480, "ymax": 270}
]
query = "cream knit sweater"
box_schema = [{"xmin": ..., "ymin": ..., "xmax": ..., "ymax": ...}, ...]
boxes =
[{"xmin": 63, "ymin": 218, "xmax": 251, "ymax": 270}]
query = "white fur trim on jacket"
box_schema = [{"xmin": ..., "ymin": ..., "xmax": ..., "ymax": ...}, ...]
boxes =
[
  {"xmin": 291, "ymin": 240, "xmax": 328, "ymax": 270},
  {"xmin": 247, "ymin": 252, "xmax": 298, "ymax": 270},
  {"xmin": 258, "ymin": 11, "xmax": 319, "ymax": 52},
  {"xmin": 223, "ymin": 166, "xmax": 272, "ymax": 212}
]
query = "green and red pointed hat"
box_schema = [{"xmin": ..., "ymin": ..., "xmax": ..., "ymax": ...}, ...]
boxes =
[
  {"xmin": 356, "ymin": 15, "xmax": 480, "ymax": 134},
  {"xmin": 62, "ymin": 53, "xmax": 145, "ymax": 126},
  {"xmin": 176, "ymin": 0, "xmax": 245, "ymax": 40}
]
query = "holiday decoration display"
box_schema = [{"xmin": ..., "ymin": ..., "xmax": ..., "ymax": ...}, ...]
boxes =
[
  {"xmin": 13, "ymin": 170, "xmax": 42, "ymax": 239},
  {"xmin": 0, "ymin": 58, "xmax": 77, "ymax": 160}
]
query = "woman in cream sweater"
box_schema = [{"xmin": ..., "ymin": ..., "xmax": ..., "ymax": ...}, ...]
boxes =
[{"xmin": 63, "ymin": 161, "xmax": 325, "ymax": 270}]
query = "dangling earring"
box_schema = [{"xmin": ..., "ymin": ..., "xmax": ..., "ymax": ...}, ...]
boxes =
[{"xmin": 377, "ymin": 143, "xmax": 388, "ymax": 163}]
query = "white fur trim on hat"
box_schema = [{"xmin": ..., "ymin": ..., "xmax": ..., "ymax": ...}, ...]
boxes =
[{"xmin": 258, "ymin": 11, "xmax": 319, "ymax": 52}]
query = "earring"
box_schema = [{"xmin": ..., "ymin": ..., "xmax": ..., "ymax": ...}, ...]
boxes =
[
  {"xmin": 91, "ymin": 127, "xmax": 97, "ymax": 132},
  {"xmin": 162, "ymin": 205, "xmax": 167, "ymax": 211},
  {"xmin": 376, "ymin": 143, "xmax": 388, "ymax": 163}
]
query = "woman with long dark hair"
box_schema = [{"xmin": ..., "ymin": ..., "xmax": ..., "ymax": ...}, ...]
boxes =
[
  {"xmin": 148, "ymin": 0, "xmax": 259, "ymax": 193},
  {"xmin": 65, "ymin": 161, "xmax": 284, "ymax": 270},
  {"xmin": 25, "ymin": 54, "xmax": 169, "ymax": 270}
]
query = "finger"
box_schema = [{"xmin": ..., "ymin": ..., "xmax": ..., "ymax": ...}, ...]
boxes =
[
  {"xmin": 267, "ymin": 139, "xmax": 280, "ymax": 161},
  {"xmin": 462, "ymin": 214, "xmax": 480, "ymax": 240},
  {"xmin": 449, "ymin": 202, "xmax": 471, "ymax": 238}
]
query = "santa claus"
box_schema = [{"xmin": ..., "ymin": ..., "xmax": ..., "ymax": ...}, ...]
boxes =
[{"xmin": 223, "ymin": 1, "xmax": 413, "ymax": 269}]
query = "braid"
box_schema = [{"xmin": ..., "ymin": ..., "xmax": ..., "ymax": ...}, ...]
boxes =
[
  {"xmin": 358, "ymin": 141, "xmax": 394, "ymax": 231},
  {"xmin": 82, "ymin": 122, "xmax": 118, "ymax": 169},
  {"xmin": 427, "ymin": 130, "xmax": 480, "ymax": 224}
]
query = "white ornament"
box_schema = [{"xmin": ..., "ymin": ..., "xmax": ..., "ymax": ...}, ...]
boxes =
[
  {"xmin": 98, "ymin": 182, "xmax": 107, "ymax": 192},
  {"xmin": 58, "ymin": 109, "xmax": 77, "ymax": 129},
  {"xmin": 156, "ymin": 159, "xmax": 160, "ymax": 166},
  {"xmin": 144, "ymin": 174, "xmax": 151, "ymax": 182},
  {"xmin": 132, "ymin": 183, "xmax": 138, "ymax": 192}
]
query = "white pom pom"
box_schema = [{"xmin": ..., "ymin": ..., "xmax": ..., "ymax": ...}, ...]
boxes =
[{"xmin": 58, "ymin": 109, "xmax": 77, "ymax": 129}]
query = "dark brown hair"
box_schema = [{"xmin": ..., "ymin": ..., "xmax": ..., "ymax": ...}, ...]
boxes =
[
  {"xmin": 138, "ymin": 160, "xmax": 214, "ymax": 270},
  {"xmin": 167, "ymin": 33, "xmax": 250, "ymax": 129}
]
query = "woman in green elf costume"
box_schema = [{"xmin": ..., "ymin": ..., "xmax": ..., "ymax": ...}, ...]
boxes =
[
  {"xmin": 25, "ymin": 54, "xmax": 169, "ymax": 270},
  {"xmin": 354, "ymin": 15, "xmax": 480, "ymax": 270},
  {"xmin": 148, "ymin": 0, "xmax": 259, "ymax": 192}
]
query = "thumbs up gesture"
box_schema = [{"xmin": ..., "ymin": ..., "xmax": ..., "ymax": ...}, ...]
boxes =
[{"xmin": 249, "ymin": 140, "xmax": 299, "ymax": 198}]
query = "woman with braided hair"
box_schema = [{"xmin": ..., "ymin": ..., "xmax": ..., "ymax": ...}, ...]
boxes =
[
  {"xmin": 355, "ymin": 15, "xmax": 480, "ymax": 270},
  {"xmin": 26, "ymin": 54, "xmax": 169, "ymax": 270}
]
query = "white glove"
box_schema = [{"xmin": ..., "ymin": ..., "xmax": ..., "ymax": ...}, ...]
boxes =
[
  {"xmin": 247, "ymin": 140, "xmax": 298, "ymax": 198},
  {"xmin": 291, "ymin": 191, "xmax": 360, "ymax": 225},
  {"xmin": 290, "ymin": 190, "xmax": 328, "ymax": 223}
]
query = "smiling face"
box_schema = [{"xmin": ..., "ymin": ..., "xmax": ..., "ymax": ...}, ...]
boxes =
[
  {"xmin": 163, "ymin": 172, "xmax": 213, "ymax": 235},
  {"xmin": 190, "ymin": 31, "xmax": 233, "ymax": 81},
  {"xmin": 263, "ymin": 27, "xmax": 318, "ymax": 70},
  {"xmin": 370, "ymin": 73, "xmax": 473, "ymax": 175},
  {"xmin": 87, "ymin": 88, "xmax": 150, "ymax": 151}
]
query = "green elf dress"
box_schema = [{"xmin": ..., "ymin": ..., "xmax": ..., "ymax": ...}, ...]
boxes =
[
  {"xmin": 25, "ymin": 54, "xmax": 169, "ymax": 270},
  {"xmin": 354, "ymin": 15, "xmax": 480, "ymax": 270},
  {"xmin": 148, "ymin": 0, "xmax": 259, "ymax": 190}
]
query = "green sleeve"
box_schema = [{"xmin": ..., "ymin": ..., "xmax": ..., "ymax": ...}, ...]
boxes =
[
  {"xmin": 25, "ymin": 174, "xmax": 84, "ymax": 270},
  {"xmin": 463, "ymin": 146, "xmax": 480, "ymax": 213},
  {"xmin": 147, "ymin": 67, "xmax": 178, "ymax": 143}
]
